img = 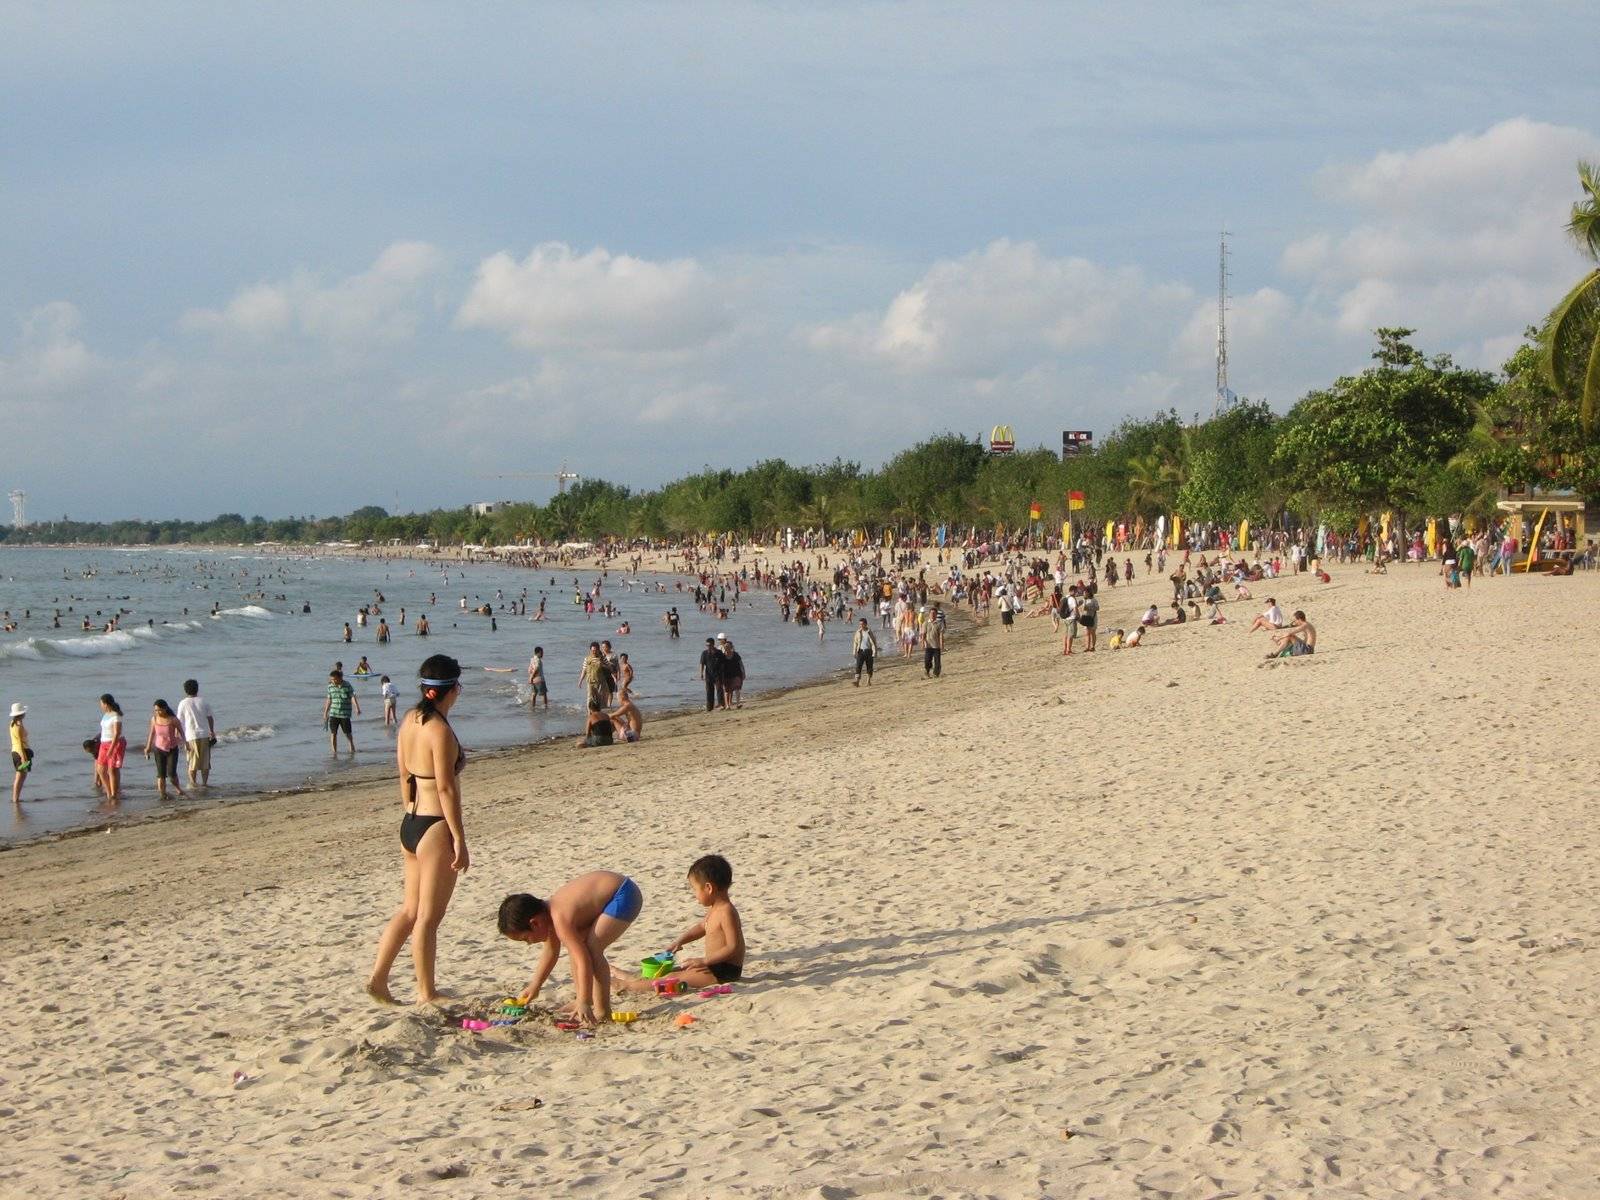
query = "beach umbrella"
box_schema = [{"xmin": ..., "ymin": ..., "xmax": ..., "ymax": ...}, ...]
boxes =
[{"xmin": 1238, "ymin": 518, "xmax": 1249, "ymax": 550}]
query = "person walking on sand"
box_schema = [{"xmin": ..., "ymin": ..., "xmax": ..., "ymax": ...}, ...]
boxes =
[
  {"xmin": 176, "ymin": 678, "xmax": 216, "ymax": 789},
  {"xmin": 852, "ymin": 618, "xmax": 878, "ymax": 686},
  {"xmin": 367, "ymin": 655, "xmax": 470, "ymax": 1006}
]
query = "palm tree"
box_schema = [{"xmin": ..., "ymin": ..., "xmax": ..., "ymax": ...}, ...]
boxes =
[
  {"xmin": 1125, "ymin": 448, "xmax": 1185, "ymax": 517},
  {"xmin": 1544, "ymin": 160, "xmax": 1600, "ymax": 433}
]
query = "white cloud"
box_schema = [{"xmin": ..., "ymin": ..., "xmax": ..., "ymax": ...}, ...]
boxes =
[
  {"xmin": 1280, "ymin": 118, "xmax": 1600, "ymax": 361},
  {"xmin": 807, "ymin": 239, "xmax": 1194, "ymax": 375},
  {"xmin": 0, "ymin": 301, "xmax": 99, "ymax": 396},
  {"xmin": 455, "ymin": 242, "xmax": 730, "ymax": 354},
  {"xmin": 180, "ymin": 240, "xmax": 445, "ymax": 344}
]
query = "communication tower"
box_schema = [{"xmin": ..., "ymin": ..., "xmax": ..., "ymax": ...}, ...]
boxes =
[
  {"xmin": 1215, "ymin": 231, "xmax": 1232, "ymax": 415},
  {"xmin": 8, "ymin": 489, "xmax": 25, "ymax": 528}
]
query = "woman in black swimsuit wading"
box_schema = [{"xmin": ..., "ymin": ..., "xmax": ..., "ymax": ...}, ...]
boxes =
[{"xmin": 367, "ymin": 654, "xmax": 469, "ymax": 1005}]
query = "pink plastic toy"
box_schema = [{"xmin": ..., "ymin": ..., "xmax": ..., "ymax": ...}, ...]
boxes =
[
  {"xmin": 460, "ymin": 1018, "xmax": 490, "ymax": 1031},
  {"xmin": 698, "ymin": 984, "xmax": 734, "ymax": 998}
]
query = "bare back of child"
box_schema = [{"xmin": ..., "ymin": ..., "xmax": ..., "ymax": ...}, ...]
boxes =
[{"xmin": 499, "ymin": 869, "xmax": 644, "ymax": 1026}]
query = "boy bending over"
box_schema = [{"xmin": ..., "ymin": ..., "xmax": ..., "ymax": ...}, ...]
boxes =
[
  {"xmin": 615, "ymin": 855, "xmax": 745, "ymax": 994},
  {"xmin": 498, "ymin": 870, "xmax": 643, "ymax": 1026}
]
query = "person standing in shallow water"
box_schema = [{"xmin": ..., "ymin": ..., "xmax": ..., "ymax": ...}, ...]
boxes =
[{"xmin": 368, "ymin": 654, "xmax": 470, "ymax": 1006}]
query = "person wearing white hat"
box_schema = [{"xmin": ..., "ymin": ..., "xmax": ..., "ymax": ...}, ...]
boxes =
[{"xmin": 10, "ymin": 702, "xmax": 32, "ymax": 805}]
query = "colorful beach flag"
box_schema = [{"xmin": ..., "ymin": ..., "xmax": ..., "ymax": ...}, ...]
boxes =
[
  {"xmin": 1068, "ymin": 491, "xmax": 1085, "ymax": 511},
  {"xmin": 1028, "ymin": 501, "xmax": 1042, "ymax": 521}
]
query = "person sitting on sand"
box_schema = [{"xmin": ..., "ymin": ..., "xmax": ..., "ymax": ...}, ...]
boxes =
[
  {"xmin": 1161, "ymin": 601, "xmax": 1186, "ymax": 626},
  {"xmin": 1140, "ymin": 604, "xmax": 1159, "ymax": 627},
  {"xmin": 608, "ymin": 695, "xmax": 644, "ymax": 743},
  {"xmin": 1123, "ymin": 624, "xmax": 1144, "ymax": 648},
  {"xmin": 1268, "ymin": 611, "xmax": 1317, "ymax": 657},
  {"xmin": 1248, "ymin": 600, "xmax": 1283, "ymax": 633},
  {"xmin": 575, "ymin": 700, "xmax": 614, "ymax": 748},
  {"xmin": 499, "ymin": 871, "xmax": 644, "ymax": 1026},
  {"xmin": 613, "ymin": 855, "xmax": 744, "ymax": 995}
]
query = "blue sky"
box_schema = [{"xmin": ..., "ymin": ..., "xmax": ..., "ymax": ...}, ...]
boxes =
[{"xmin": 2, "ymin": 1, "xmax": 1598, "ymax": 521}]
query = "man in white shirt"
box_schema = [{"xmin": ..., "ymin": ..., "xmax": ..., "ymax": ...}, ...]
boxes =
[
  {"xmin": 175, "ymin": 678, "xmax": 217, "ymax": 788},
  {"xmin": 1248, "ymin": 600, "xmax": 1284, "ymax": 634}
]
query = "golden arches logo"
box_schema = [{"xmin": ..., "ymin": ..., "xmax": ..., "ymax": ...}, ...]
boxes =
[{"xmin": 989, "ymin": 424, "xmax": 1015, "ymax": 452}]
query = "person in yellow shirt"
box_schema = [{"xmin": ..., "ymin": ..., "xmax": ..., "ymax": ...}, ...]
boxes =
[{"xmin": 10, "ymin": 702, "xmax": 33, "ymax": 805}]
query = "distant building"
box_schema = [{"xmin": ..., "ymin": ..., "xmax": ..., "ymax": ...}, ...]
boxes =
[{"xmin": 470, "ymin": 500, "xmax": 513, "ymax": 517}]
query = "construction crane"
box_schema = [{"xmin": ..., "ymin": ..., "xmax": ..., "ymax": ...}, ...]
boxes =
[{"xmin": 473, "ymin": 462, "xmax": 581, "ymax": 495}]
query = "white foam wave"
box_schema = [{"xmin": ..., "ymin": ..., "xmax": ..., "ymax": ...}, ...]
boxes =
[
  {"xmin": 217, "ymin": 724, "xmax": 276, "ymax": 744},
  {"xmin": 0, "ymin": 620, "xmax": 204, "ymax": 662},
  {"xmin": 212, "ymin": 605, "xmax": 275, "ymax": 619}
]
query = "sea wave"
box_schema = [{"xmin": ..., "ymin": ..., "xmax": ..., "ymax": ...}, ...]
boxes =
[
  {"xmin": 217, "ymin": 724, "xmax": 276, "ymax": 744},
  {"xmin": 0, "ymin": 621, "xmax": 205, "ymax": 662},
  {"xmin": 212, "ymin": 605, "xmax": 275, "ymax": 619}
]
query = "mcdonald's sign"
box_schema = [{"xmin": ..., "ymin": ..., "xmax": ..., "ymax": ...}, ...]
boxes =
[{"xmin": 989, "ymin": 425, "xmax": 1015, "ymax": 455}]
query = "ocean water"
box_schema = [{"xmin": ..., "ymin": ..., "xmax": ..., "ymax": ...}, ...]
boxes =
[{"xmin": 0, "ymin": 547, "xmax": 834, "ymax": 844}]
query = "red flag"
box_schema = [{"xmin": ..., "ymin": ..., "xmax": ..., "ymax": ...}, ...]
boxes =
[
  {"xmin": 1068, "ymin": 491, "xmax": 1085, "ymax": 511},
  {"xmin": 1028, "ymin": 501, "xmax": 1042, "ymax": 521}
]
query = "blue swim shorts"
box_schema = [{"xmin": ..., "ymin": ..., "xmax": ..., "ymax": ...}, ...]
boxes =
[{"xmin": 602, "ymin": 876, "xmax": 643, "ymax": 923}]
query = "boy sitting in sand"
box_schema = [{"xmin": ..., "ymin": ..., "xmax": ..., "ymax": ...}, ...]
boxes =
[
  {"xmin": 614, "ymin": 855, "xmax": 745, "ymax": 994},
  {"xmin": 499, "ymin": 870, "xmax": 643, "ymax": 1026}
]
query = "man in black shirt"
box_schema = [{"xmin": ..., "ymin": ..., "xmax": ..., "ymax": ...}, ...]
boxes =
[{"xmin": 698, "ymin": 637, "xmax": 722, "ymax": 712}]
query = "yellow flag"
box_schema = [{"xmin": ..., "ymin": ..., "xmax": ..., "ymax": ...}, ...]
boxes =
[{"xmin": 1238, "ymin": 518, "xmax": 1249, "ymax": 549}]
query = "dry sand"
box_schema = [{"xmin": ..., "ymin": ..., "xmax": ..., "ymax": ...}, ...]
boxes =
[{"xmin": 4, "ymin": 560, "xmax": 1599, "ymax": 1198}]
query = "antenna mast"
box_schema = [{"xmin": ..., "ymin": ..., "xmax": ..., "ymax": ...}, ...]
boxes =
[
  {"xmin": 8, "ymin": 489, "xmax": 26, "ymax": 528},
  {"xmin": 1215, "ymin": 230, "xmax": 1231, "ymax": 416}
]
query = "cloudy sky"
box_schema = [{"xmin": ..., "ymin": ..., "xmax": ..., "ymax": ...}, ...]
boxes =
[{"xmin": 2, "ymin": 2, "xmax": 1598, "ymax": 521}]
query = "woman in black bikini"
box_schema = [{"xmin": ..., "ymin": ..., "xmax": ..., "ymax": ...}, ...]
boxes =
[{"xmin": 367, "ymin": 654, "xmax": 469, "ymax": 1005}]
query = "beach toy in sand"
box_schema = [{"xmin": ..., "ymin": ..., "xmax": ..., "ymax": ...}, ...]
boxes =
[
  {"xmin": 610, "ymin": 1011, "xmax": 638, "ymax": 1024},
  {"xmin": 698, "ymin": 984, "xmax": 734, "ymax": 998},
  {"xmin": 576, "ymin": 1031, "xmax": 595, "ymax": 1041},
  {"xmin": 499, "ymin": 1004, "xmax": 527, "ymax": 1016},
  {"xmin": 489, "ymin": 1020, "xmax": 518, "ymax": 1027},
  {"xmin": 555, "ymin": 1020, "xmax": 582, "ymax": 1031},
  {"xmin": 674, "ymin": 1013, "xmax": 696, "ymax": 1028},
  {"xmin": 460, "ymin": 1018, "xmax": 491, "ymax": 1031},
  {"xmin": 653, "ymin": 979, "xmax": 686, "ymax": 996},
  {"xmin": 639, "ymin": 953, "xmax": 676, "ymax": 979},
  {"xmin": 498, "ymin": 997, "xmax": 524, "ymax": 1007}
]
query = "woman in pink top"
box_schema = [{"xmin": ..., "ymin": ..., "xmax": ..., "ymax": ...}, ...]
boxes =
[{"xmin": 143, "ymin": 699, "xmax": 188, "ymax": 800}]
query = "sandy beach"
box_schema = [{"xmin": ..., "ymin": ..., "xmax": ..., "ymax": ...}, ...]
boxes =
[{"xmin": 4, "ymin": 560, "xmax": 1599, "ymax": 1198}]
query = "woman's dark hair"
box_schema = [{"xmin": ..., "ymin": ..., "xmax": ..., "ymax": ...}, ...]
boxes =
[
  {"xmin": 497, "ymin": 893, "xmax": 548, "ymax": 936},
  {"xmin": 99, "ymin": 693, "xmax": 122, "ymax": 716},
  {"xmin": 153, "ymin": 699, "xmax": 174, "ymax": 719},
  {"xmin": 415, "ymin": 654, "xmax": 462, "ymax": 724}
]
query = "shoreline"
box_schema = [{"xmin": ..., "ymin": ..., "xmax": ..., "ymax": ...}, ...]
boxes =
[{"xmin": 0, "ymin": 597, "xmax": 974, "ymax": 862}]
